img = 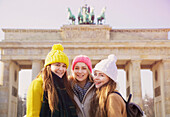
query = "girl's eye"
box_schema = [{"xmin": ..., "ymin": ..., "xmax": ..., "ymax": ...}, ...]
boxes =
[
  {"xmin": 55, "ymin": 63, "xmax": 60, "ymax": 66},
  {"xmin": 74, "ymin": 67, "xmax": 79, "ymax": 70},
  {"xmin": 82, "ymin": 67, "xmax": 87, "ymax": 70},
  {"xmin": 63, "ymin": 64, "xmax": 67, "ymax": 68},
  {"xmin": 100, "ymin": 74, "xmax": 104, "ymax": 77},
  {"xmin": 94, "ymin": 73, "xmax": 97, "ymax": 76}
]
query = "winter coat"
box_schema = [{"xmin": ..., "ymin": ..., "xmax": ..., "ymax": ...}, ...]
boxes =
[
  {"xmin": 26, "ymin": 75, "xmax": 43, "ymax": 117},
  {"xmin": 73, "ymin": 83, "xmax": 95, "ymax": 117},
  {"xmin": 40, "ymin": 72, "xmax": 77, "ymax": 117},
  {"xmin": 106, "ymin": 92, "xmax": 127, "ymax": 117}
]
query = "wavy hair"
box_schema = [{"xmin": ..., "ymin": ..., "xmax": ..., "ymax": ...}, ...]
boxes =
[
  {"xmin": 41, "ymin": 65, "xmax": 73, "ymax": 112},
  {"xmin": 90, "ymin": 79, "xmax": 117, "ymax": 117}
]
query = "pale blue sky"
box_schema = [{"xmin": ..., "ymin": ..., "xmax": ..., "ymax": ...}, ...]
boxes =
[{"xmin": 1, "ymin": 0, "xmax": 168, "ymax": 99}]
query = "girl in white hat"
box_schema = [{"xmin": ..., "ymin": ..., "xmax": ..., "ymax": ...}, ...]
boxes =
[{"xmin": 90, "ymin": 54, "xmax": 127, "ymax": 117}]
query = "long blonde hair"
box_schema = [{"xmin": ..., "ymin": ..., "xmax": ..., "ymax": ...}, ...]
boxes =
[
  {"xmin": 90, "ymin": 79, "xmax": 117, "ymax": 117},
  {"xmin": 41, "ymin": 65, "xmax": 73, "ymax": 112}
]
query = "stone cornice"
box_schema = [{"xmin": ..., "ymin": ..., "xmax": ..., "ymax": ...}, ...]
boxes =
[
  {"xmin": 2, "ymin": 28, "xmax": 62, "ymax": 33},
  {"xmin": 0, "ymin": 41, "xmax": 170, "ymax": 49},
  {"xmin": 3, "ymin": 28, "xmax": 170, "ymax": 33},
  {"xmin": 111, "ymin": 28, "xmax": 170, "ymax": 32}
]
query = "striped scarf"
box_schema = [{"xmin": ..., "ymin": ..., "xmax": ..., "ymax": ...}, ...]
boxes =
[{"xmin": 73, "ymin": 81, "xmax": 92, "ymax": 102}]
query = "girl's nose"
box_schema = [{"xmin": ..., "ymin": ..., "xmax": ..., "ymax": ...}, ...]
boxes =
[
  {"xmin": 93, "ymin": 75, "xmax": 99, "ymax": 80},
  {"xmin": 59, "ymin": 66, "xmax": 64, "ymax": 70},
  {"xmin": 78, "ymin": 68, "xmax": 82, "ymax": 73}
]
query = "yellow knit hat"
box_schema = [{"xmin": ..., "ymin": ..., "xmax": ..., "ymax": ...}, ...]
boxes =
[{"xmin": 44, "ymin": 44, "xmax": 69, "ymax": 68}]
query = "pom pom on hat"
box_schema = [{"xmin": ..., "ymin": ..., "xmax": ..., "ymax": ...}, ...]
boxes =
[
  {"xmin": 44, "ymin": 44, "xmax": 69, "ymax": 68},
  {"xmin": 94, "ymin": 54, "xmax": 118, "ymax": 81},
  {"xmin": 108, "ymin": 54, "xmax": 117, "ymax": 62},
  {"xmin": 52, "ymin": 44, "xmax": 64, "ymax": 51}
]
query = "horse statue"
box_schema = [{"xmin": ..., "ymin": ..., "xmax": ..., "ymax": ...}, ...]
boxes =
[
  {"xmin": 67, "ymin": 8, "xmax": 76, "ymax": 24},
  {"xmin": 97, "ymin": 7, "xmax": 106, "ymax": 24},
  {"xmin": 89, "ymin": 7, "xmax": 95, "ymax": 24},
  {"xmin": 78, "ymin": 8, "xmax": 83, "ymax": 24}
]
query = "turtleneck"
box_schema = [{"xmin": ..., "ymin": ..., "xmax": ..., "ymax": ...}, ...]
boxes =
[{"xmin": 51, "ymin": 71, "xmax": 65, "ymax": 88}]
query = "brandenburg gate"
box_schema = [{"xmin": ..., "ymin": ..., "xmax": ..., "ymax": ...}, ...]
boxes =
[{"xmin": 0, "ymin": 25, "xmax": 170, "ymax": 117}]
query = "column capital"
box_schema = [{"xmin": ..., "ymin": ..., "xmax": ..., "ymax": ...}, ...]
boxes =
[
  {"xmin": 162, "ymin": 59, "xmax": 170, "ymax": 63},
  {"xmin": 130, "ymin": 59, "xmax": 142, "ymax": 63}
]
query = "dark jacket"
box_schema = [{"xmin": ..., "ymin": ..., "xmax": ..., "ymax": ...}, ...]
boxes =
[{"xmin": 40, "ymin": 72, "xmax": 77, "ymax": 117}]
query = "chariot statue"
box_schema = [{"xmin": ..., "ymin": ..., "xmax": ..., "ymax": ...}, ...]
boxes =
[
  {"xmin": 78, "ymin": 4, "xmax": 95, "ymax": 24},
  {"xmin": 67, "ymin": 5, "xmax": 106, "ymax": 25}
]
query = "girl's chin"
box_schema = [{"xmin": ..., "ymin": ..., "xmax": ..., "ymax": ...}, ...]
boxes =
[{"xmin": 95, "ymin": 85, "xmax": 101, "ymax": 89}]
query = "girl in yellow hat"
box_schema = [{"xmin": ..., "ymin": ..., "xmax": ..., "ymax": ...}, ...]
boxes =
[{"xmin": 26, "ymin": 44, "xmax": 77, "ymax": 117}]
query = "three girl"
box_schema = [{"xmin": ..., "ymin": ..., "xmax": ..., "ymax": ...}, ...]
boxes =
[
  {"xmin": 27, "ymin": 44, "xmax": 126, "ymax": 117},
  {"xmin": 26, "ymin": 44, "xmax": 77, "ymax": 117}
]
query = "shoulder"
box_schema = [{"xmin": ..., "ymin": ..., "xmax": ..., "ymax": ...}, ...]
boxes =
[
  {"xmin": 107, "ymin": 92, "xmax": 125, "ymax": 107},
  {"xmin": 68, "ymin": 75, "xmax": 74, "ymax": 82},
  {"xmin": 29, "ymin": 75, "xmax": 43, "ymax": 91},
  {"xmin": 32, "ymin": 75, "xmax": 43, "ymax": 84},
  {"xmin": 108, "ymin": 93, "xmax": 122, "ymax": 100},
  {"xmin": 106, "ymin": 92, "xmax": 127, "ymax": 116}
]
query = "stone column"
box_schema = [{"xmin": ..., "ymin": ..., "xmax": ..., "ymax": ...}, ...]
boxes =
[
  {"xmin": 67, "ymin": 59, "xmax": 72, "ymax": 76},
  {"xmin": 8, "ymin": 61, "xmax": 20, "ymax": 117},
  {"xmin": 126, "ymin": 60, "xmax": 143, "ymax": 108},
  {"xmin": 32, "ymin": 60, "xmax": 43, "ymax": 81},
  {"xmin": 152, "ymin": 61, "xmax": 165, "ymax": 117},
  {"xmin": 0, "ymin": 61, "xmax": 10, "ymax": 117},
  {"xmin": 162, "ymin": 59, "xmax": 170, "ymax": 117},
  {"xmin": 0, "ymin": 61, "xmax": 4, "ymax": 85}
]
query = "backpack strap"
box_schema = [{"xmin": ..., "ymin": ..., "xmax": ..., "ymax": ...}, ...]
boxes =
[{"xmin": 113, "ymin": 91, "xmax": 132, "ymax": 104}]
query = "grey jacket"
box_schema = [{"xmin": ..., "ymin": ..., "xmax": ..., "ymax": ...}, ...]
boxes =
[{"xmin": 73, "ymin": 83, "xmax": 95, "ymax": 117}]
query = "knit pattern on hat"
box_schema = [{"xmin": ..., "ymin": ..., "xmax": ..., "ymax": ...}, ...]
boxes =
[
  {"xmin": 72, "ymin": 55, "xmax": 92, "ymax": 73},
  {"xmin": 94, "ymin": 54, "xmax": 118, "ymax": 81},
  {"xmin": 44, "ymin": 44, "xmax": 69, "ymax": 68}
]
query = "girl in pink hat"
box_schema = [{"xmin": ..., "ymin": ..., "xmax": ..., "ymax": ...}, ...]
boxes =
[
  {"xmin": 68, "ymin": 55, "xmax": 95, "ymax": 117},
  {"xmin": 90, "ymin": 54, "xmax": 127, "ymax": 117}
]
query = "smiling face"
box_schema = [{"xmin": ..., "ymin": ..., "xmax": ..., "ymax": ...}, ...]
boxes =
[
  {"xmin": 93, "ymin": 70, "xmax": 110, "ymax": 88},
  {"xmin": 73, "ymin": 62, "xmax": 89, "ymax": 87},
  {"xmin": 50, "ymin": 62, "xmax": 67, "ymax": 78}
]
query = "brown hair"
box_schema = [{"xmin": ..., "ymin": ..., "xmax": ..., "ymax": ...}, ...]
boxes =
[
  {"xmin": 90, "ymin": 79, "xmax": 117, "ymax": 117},
  {"xmin": 41, "ymin": 65, "xmax": 74, "ymax": 112}
]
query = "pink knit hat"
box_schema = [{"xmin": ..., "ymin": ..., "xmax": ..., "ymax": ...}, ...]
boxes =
[{"xmin": 72, "ymin": 55, "xmax": 92, "ymax": 73}]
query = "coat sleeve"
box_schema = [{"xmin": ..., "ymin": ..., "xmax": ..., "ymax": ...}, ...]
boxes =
[
  {"xmin": 106, "ymin": 93, "xmax": 127, "ymax": 117},
  {"xmin": 26, "ymin": 78, "xmax": 43, "ymax": 117}
]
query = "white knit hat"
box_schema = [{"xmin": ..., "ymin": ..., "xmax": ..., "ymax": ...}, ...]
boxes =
[{"xmin": 94, "ymin": 54, "xmax": 118, "ymax": 82}]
